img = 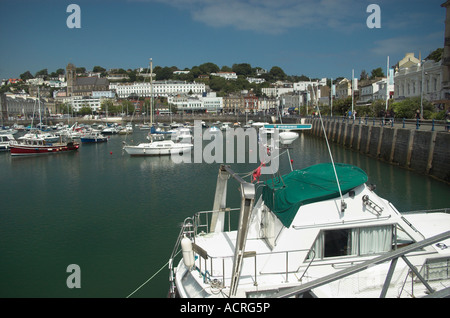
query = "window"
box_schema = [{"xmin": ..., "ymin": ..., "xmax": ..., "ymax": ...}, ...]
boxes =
[
  {"xmin": 324, "ymin": 229, "xmax": 355, "ymax": 257},
  {"xmin": 308, "ymin": 225, "xmax": 394, "ymax": 260}
]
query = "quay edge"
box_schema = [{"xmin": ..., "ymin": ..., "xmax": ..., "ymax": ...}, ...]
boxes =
[{"xmin": 305, "ymin": 117, "xmax": 450, "ymax": 184}]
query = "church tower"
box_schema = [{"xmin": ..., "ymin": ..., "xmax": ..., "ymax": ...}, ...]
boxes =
[{"xmin": 66, "ymin": 63, "xmax": 76, "ymax": 96}]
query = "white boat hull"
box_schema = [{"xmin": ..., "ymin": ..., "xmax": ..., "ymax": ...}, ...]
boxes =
[{"xmin": 123, "ymin": 141, "xmax": 193, "ymax": 156}]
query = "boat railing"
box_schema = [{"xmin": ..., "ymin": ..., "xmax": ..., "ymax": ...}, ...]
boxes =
[
  {"xmin": 402, "ymin": 208, "xmax": 450, "ymax": 215},
  {"xmin": 191, "ymin": 245, "xmax": 316, "ymax": 293},
  {"xmin": 168, "ymin": 209, "xmax": 317, "ymax": 296},
  {"xmin": 193, "ymin": 207, "xmax": 241, "ymax": 236},
  {"xmin": 276, "ymin": 230, "xmax": 450, "ymax": 298}
]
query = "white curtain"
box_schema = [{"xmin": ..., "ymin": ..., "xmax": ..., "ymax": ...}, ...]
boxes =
[
  {"xmin": 359, "ymin": 225, "xmax": 392, "ymax": 255},
  {"xmin": 308, "ymin": 225, "xmax": 393, "ymax": 260}
]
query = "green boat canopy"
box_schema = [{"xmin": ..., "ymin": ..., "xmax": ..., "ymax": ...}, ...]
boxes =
[{"xmin": 262, "ymin": 163, "xmax": 368, "ymax": 228}]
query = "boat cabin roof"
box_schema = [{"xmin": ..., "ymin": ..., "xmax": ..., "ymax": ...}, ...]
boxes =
[
  {"xmin": 262, "ymin": 163, "xmax": 368, "ymax": 227},
  {"xmin": 0, "ymin": 134, "xmax": 14, "ymax": 141}
]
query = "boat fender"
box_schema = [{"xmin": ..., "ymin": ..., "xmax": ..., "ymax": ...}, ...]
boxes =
[{"xmin": 181, "ymin": 236, "xmax": 195, "ymax": 269}]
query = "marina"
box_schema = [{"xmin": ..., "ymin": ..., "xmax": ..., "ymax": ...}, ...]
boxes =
[{"xmin": 0, "ymin": 122, "xmax": 449, "ymax": 298}]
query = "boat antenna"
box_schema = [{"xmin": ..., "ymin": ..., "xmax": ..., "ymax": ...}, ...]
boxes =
[{"xmin": 312, "ymin": 81, "xmax": 346, "ymax": 212}]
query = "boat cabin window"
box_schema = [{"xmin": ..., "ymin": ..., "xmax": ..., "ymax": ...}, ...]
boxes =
[
  {"xmin": 308, "ymin": 224, "xmax": 418, "ymax": 260},
  {"xmin": 309, "ymin": 225, "xmax": 395, "ymax": 260},
  {"xmin": 324, "ymin": 229, "xmax": 354, "ymax": 258}
]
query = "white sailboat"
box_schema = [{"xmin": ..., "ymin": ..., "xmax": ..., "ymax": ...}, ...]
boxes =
[
  {"xmin": 123, "ymin": 58, "xmax": 192, "ymax": 157},
  {"xmin": 123, "ymin": 138, "xmax": 193, "ymax": 156}
]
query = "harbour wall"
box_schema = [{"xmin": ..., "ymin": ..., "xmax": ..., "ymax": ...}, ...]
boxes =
[{"xmin": 304, "ymin": 117, "xmax": 450, "ymax": 184}]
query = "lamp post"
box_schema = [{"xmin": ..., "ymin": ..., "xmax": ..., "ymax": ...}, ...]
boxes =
[{"xmin": 420, "ymin": 60, "xmax": 427, "ymax": 119}]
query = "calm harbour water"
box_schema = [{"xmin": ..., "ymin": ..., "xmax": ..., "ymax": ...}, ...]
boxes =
[{"xmin": 0, "ymin": 126, "xmax": 449, "ymax": 298}]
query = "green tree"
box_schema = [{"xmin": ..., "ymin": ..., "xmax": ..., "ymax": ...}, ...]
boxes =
[
  {"xmin": 232, "ymin": 63, "xmax": 252, "ymax": 76},
  {"xmin": 426, "ymin": 48, "xmax": 443, "ymax": 62},
  {"xmin": 269, "ymin": 66, "xmax": 287, "ymax": 81},
  {"xmin": 199, "ymin": 62, "xmax": 219, "ymax": 74},
  {"xmin": 332, "ymin": 97, "xmax": 353, "ymax": 116},
  {"xmin": 360, "ymin": 70, "xmax": 369, "ymax": 80},
  {"xmin": 20, "ymin": 71, "xmax": 34, "ymax": 81},
  {"xmin": 78, "ymin": 106, "xmax": 92, "ymax": 116},
  {"xmin": 190, "ymin": 66, "xmax": 203, "ymax": 78},
  {"xmin": 35, "ymin": 69, "xmax": 48, "ymax": 77},
  {"xmin": 209, "ymin": 76, "xmax": 227, "ymax": 92},
  {"xmin": 93, "ymin": 66, "xmax": 106, "ymax": 73},
  {"xmin": 370, "ymin": 67, "xmax": 385, "ymax": 79},
  {"xmin": 121, "ymin": 100, "xmax": 135, "ymax": 115},
  {"xmin": 155, "ymin": 67, "xmax": 174, "ymax": 80},
  {"xmin": 76, "ymin": 67, "xmax": 86, "ymax": 74},
  {"xmin": 59, "ymin": 102, "xmax": 73, "ymax": 114},
  {"xmin": 391, "ymin": 97, "xmax": 434, "ymax": 119},
  {"xmin": 101, "ymin": 100, "xmax": 118, "ymax": 114}
]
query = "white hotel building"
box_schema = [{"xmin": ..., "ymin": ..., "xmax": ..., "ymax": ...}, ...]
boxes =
[
  {"xmin": 168, "ymin": 92, "xmax": 223, "ymax": 113},
  {"xmin": 394, "ymin": 57, "xmax": 444, "ymax": 102},
  {"xmin": 110, "ymin": 80, "xmax": 206, "ymax": 99}
]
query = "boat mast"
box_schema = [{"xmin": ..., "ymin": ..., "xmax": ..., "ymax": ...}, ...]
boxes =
[
  {"xmin": 38, "ymin": 86, "xmax": 42, "ymax": 130},
  {"xmin": 150, "ymin": 58, "xmax": 153, "ymax": 126}
]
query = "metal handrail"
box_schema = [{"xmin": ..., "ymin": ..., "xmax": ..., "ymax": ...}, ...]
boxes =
[
  {"xmin": 194, "ymin": 207, "xmax": 241, "ymax": 236},
  {"xmin": 193, "ymin": 247, "xmax": 316, "ymax": 289},
  {"xmin": 171, "ymin": 206, "xmax": 317, "ymax": 292},
  {"xmin": 276, "ymin": 230, "xmax": 450, "ymax": 298},
  {"xmin": 402, "ymin": 208, "xmax": 450, "ymax": 215}
]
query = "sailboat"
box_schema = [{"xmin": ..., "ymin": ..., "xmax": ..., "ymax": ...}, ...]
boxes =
[{"xmin": 123, "ymin": 58, "xmax": 192, "ymax": 157}]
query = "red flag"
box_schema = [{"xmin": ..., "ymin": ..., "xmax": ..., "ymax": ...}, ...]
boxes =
[{"xmin": 252, "ymin": 166, "xmax": 261, "ymax": 183}]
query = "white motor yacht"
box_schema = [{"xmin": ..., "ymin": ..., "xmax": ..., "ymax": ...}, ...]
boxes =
[
  {"xmin": 168, "ymin": 162, "xmax": 450, "ymax": 298},
  {"xmin": 0, "ymin": 134, "xmax": 15, "ymax": 151}
]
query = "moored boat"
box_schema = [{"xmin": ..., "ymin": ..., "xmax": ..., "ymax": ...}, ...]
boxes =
[
  {"xmin": 0, "ymin": 134, "xmax": 15, "ymax": 151},
  {"xmin": 80, "ymin": 130, "xmax": 108, "ymax": 143},
  {"xmin": 118, "ymin": 123, "xmax": 133, "ymax": 135},
  {"xmin": 167, "ymin": 106, "xmax": 450, "ymax": 298},
  {"xmin": 123, "ymin": 139, "xmax": 193, "ymax": 156},
  {"xmin": 9, "ymin": 133, "xmax": 79, "ymax": 156},
  {"xmin": 102, "ymin": 123, "xmax": 120, "ymax": 135},
  {"xmin": 122, "ymin": 58, "xmax": 193, "ymax": 157},
  {"xmin": 168, "ymin": 162, "xmax": 450, "ymax": 298}
]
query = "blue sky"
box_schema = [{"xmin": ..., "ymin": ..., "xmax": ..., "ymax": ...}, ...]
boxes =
[{"xmin": 0, "ymin": 0, "xmax": 446, "ymax": 81}]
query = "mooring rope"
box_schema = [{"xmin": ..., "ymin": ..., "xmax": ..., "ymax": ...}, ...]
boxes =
[{"xmin": 126, "ymin": 250, "xmax": 181, "ymax": 298}]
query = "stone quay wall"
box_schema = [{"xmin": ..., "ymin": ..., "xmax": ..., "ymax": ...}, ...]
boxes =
[{"xmin": 305, "ymin": 117, "xmax": 450, "ymax": 184}]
